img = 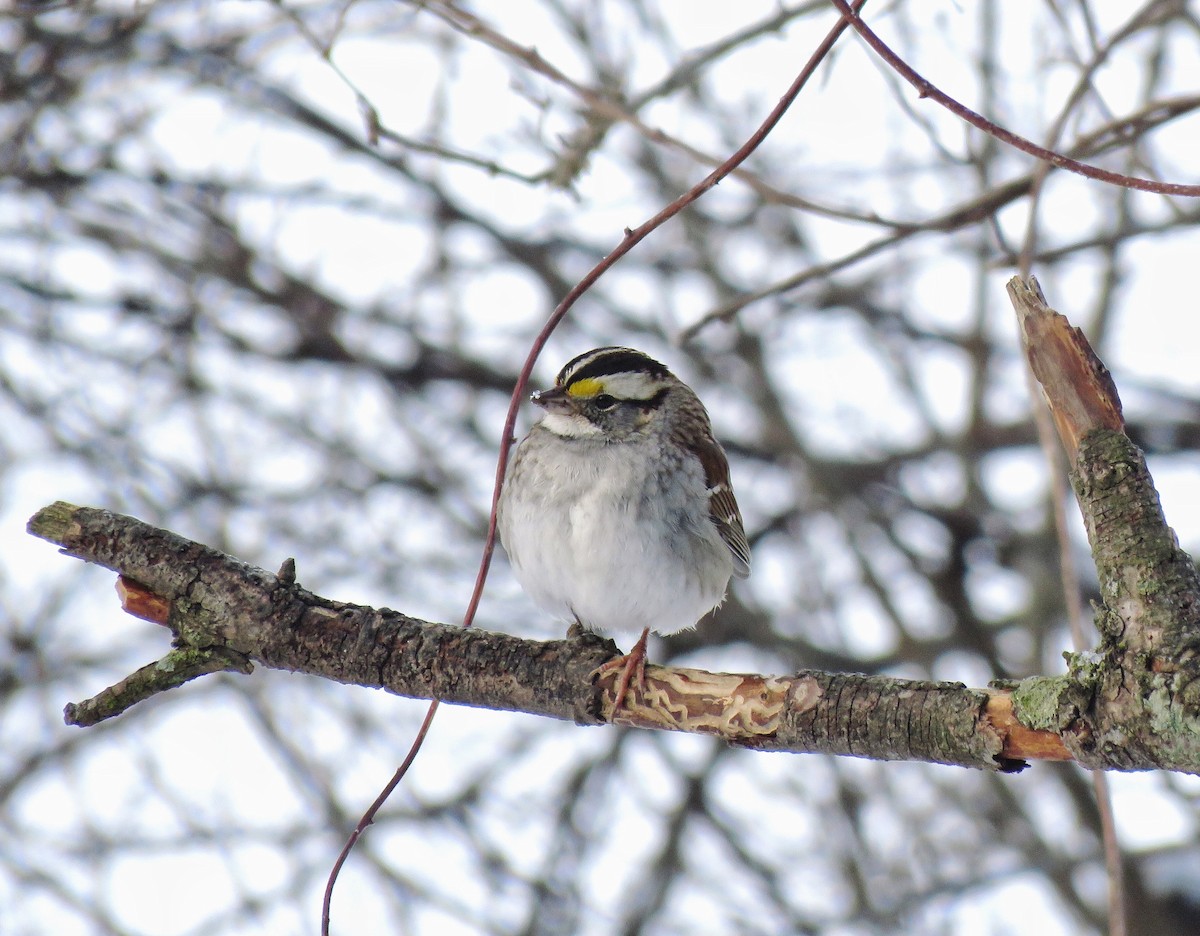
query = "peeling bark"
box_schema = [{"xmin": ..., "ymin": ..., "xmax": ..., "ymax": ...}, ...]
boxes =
[{"xmin": 30, "ymin": 501, "xmax": 1037, "ymax": 770}]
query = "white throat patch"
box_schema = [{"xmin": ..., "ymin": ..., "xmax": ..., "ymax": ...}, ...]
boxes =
[{"xmin": 541, "ymin": 412, "xmax": 603, "ymax": 438}]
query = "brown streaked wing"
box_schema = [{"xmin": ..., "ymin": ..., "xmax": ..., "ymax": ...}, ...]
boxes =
[{"xmin": 687, "ymin": 431, "xmax": 751, "ymax": 578}]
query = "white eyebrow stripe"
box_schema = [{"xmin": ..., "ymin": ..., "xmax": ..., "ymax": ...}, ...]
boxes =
[{"xmin": 584, "ymin": 372, "xmax": 663, "ymax": 400}]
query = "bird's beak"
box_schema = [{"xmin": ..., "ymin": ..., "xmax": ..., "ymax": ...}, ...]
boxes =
[{"xmin": 530, "ymin": 386, "xmax": 575, "ymax": 415}]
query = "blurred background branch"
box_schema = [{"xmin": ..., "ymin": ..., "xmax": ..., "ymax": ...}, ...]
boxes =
[{"xmin": 3, "ymin": 2, "xmax": 1200, "ymax": 934}]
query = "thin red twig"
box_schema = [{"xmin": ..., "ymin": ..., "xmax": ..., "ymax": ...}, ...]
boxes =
[
  {"xmin": 319, "ymin": 4, "xmax": 868, "ymax": 931},
  {"xmin": 829, "ymin": 0, "xmax": 1200, "ymax": 197},
  {"xmin": 321, "ymin": 700, "xmax": 440, "ymax": 934}
]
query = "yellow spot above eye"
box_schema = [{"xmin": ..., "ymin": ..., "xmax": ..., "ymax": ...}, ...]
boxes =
[{"xmin": 567, "ymin": 377, "xmax": 603, "ymax": 398}]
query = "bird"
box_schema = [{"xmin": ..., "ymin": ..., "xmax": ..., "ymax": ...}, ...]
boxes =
[{"xmin": 497, "ymin": 346, "xmax": 750, "ymax": 713}]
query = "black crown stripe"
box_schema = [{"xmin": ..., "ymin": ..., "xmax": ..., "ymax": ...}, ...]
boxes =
[{"xmin": 559, "ymin": 347, "xmax": 670, "ymax": 387}]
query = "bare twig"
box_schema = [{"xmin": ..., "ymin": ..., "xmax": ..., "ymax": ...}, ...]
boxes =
[
  {"xmin": 682, "ymin": 94, "xmax": 1200, "ymax": 340},
  {"xmin": 829, "ymin": 0, "xmax": 1200, "ymax": 196},
  {"xmin": 270, "ymin": 0, "xmax": 547, "ymax": 183},
  {"xmin": 415, "ymin": 0, "xmax": 905, "ymax": 223}
]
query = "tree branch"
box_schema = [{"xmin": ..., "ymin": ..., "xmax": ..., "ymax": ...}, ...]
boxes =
[
  {"xmin": 1007, "ymin": 276, "xmax": 1200, "ymax": 771},
  {"xmin": 30, "ymin": 500, "xmax": 1044, "ymax": 771},
  {"xmin": 27, "ymin": 471, "xmax": 1200, "ymax": 773}
]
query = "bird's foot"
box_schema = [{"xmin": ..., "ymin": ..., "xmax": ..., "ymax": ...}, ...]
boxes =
[{"xmin": 591, "ymin": 627, "xmax": 650, "ymax": 718}]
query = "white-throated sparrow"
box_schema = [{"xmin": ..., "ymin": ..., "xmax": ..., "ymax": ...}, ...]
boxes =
[{"xmin": 497, "ymin": 346, "xmax": 750, "ymax": 711}]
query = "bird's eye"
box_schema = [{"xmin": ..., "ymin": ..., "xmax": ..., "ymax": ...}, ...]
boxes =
[{"xmin": 593, "ymin": 393, "xmax": 618, "ymax": 411}]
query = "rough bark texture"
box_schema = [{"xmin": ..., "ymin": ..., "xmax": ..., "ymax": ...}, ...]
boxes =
[
  {"xmin": 1069, "ymin": 430, "xmax": 1200, "ymax": 769},
  {"xmin": 1006, "ymin": 277, "xmax": 1200, "ymax": 772},
  {"xmin": 29, "ymin": 501, "xmax": 614, "ymax": 726},
  {"xmin": 30, "ymin": 501, "xmax": 1035, "ymax": 770}
]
